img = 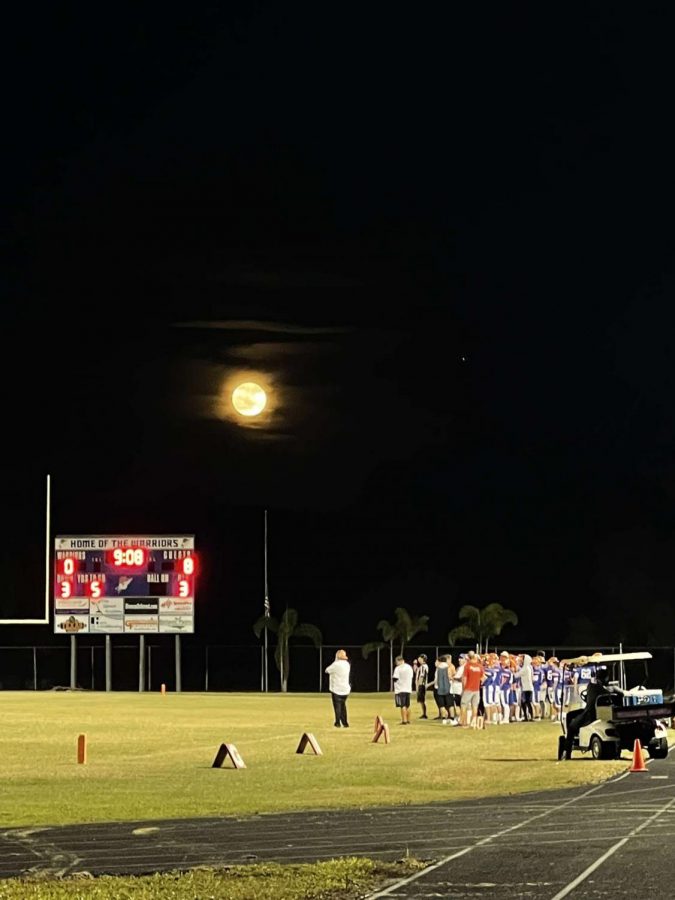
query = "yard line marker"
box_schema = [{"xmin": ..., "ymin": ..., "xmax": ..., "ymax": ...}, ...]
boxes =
[
  {"xmin": 296, "ymin": 733, "xmax": 322, "ymax": 755},
  {"xmin": 211, "ymin": 743, "xmax": 246, "ymax": 769},
  {"xmin": 372, "ymin": 722, "xmax": 390, "ymax": 744}
]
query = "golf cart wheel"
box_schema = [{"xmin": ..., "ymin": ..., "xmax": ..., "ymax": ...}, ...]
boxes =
[
  {"xmin": 650, "ymin": 738, "xmax": 669, "ymax": 760},
  {"xmin": 590, "ymin": 735, "xmax": 614, "ymax": 760}
]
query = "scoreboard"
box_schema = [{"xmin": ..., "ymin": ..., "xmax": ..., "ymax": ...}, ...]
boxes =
[{"xmin": 54, "ymin": 535, "xmax": 196, "ymax": 634}]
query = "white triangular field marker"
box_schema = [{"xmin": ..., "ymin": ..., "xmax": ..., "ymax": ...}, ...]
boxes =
[
  {"xmin": 296, "ymin": 732, "xmax": 322, "ymax": 755},
  {"xmin": 212, "ymin": 743, "xmax": 246, "ymax": 769}
]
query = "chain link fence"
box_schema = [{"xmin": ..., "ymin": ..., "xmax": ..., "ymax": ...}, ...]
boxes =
[{"xmin": 1, "ymin": 642, "xmax": 674, "ymax": 693}]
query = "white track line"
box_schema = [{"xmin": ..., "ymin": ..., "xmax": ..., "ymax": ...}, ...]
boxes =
[
  {"xmin": 367, "ymin": 759, "xmax": 675, "ymax": 899},
  {"xmin": 366, "ymin": 778, "xmax": 622, "ymax": 899},
  {"xmin": 549, "ymin": 795, "xmax": 675, "ymax": 900}
]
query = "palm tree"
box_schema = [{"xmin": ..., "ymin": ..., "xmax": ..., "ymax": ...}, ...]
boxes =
[
  {"xmin": 362, "ymin": 607, "xmax": 430, "ymax": 683},
  {"xmin": 253, "ymin": 608, "xmax": 322, "ymax": 692},
  {"xmin": 392, "ymin": 607, "xmax": 430, "ymax": 655},
  {"xmin": 448, "ymin": 603, "xmax": 518, "ymax": 654}
]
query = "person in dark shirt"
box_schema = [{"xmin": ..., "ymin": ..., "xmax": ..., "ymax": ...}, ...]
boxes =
[
  {"xmin": 415, "ymin": 654, "xmax": 430, "ymax": 719},
  {"xmin": 563, "ymin": 666, "xmax": 622, "ymax": 759}
]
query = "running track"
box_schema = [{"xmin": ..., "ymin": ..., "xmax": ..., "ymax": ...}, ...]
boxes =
[{"xmin": 1, "ymin": 749, "xmax": 673, "ymax": 898}]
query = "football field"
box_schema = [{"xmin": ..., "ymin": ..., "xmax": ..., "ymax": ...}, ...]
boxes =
[{"xmin": 0, "ymin": 691, "xmax": 623, "ymax": 828}]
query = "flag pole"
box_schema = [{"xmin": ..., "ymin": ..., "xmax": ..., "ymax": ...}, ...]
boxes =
[{"xmin": 264, "ymin": 509, "xmax": 269, "ymax": 693}]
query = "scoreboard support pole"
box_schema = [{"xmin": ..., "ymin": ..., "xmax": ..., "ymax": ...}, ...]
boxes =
[
  {"xmin": 105, "ymin": 635, "xmax": 112, "ymax": 692},
  {"xmin": 138, "ymin": 635, "xmax": 145, "ymax": 692},
  {"xmin": 175, "ymin": 635, "xmax": 182, "ymax": 692},
  {"xmin": 70, "ymin": 635, "xmax": 77, "ymax": 689}
]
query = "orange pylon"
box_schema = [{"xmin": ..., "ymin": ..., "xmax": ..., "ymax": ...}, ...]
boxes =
[{"xmin": 629, "ymin": 738, "xmax": 648, "ymax": 772}]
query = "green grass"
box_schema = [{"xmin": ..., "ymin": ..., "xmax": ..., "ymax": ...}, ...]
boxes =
[
  {"xmin": 0, "ymin": 692, "xmax": 634, "ymax": 829},
  {"xmin": 0, "ymin": 857, "xmax": 425, "ymax": 899}
]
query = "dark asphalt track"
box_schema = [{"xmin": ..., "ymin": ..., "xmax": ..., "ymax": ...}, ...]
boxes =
[{"xmin": 0, "ymin": 749, "xmax": 673, "ymax": 898}]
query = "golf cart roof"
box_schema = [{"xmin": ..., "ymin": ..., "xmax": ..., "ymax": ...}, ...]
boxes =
[{"xmin": 562, "ymin": 652, "xmax": 652, "ymax": 666}]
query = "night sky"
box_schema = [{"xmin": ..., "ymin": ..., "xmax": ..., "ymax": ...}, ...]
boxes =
[{"xmin": 4, "ymin": 5, "xmax": 675, "ymax": 652}]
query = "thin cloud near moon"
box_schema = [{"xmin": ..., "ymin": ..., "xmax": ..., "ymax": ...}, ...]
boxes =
[
  {"xmin": 174, "ymin": 325, "xmax": 426, "ymax": 466},
  {"xmin": 173, "ymin": 319, "xmax": 352, "ymax": 335}
]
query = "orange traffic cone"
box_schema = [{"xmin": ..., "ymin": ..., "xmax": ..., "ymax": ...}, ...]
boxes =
[{"xmin": 629, "ymin": 738, "xmax": 648, "ymax": 772}]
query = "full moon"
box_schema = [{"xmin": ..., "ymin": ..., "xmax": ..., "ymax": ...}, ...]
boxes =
[{"xmin": 231, "ymin": 382, "xmax": 267, "ymax": 417}]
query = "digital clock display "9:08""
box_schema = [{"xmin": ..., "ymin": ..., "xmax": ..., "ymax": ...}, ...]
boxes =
[{"xmin": 109, "ymin": 548, "xmax": 147, "ymax": 567}]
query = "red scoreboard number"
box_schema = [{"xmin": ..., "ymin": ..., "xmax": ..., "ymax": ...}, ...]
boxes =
[
  {"xmin": 57, "ymin": 557, "xmax": 77, "ymax": 575},
  {"xmin": 58, "ymin": 556, "xmax": 76, "ymax": 598},
  {"xmin": 177, "ymin": 555, "xmax": 195, "ymax": 597}
]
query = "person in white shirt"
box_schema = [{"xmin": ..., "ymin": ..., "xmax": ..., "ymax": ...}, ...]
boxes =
[
  {"xmin": 325, "ymin": 649, "xmax": 351, "ymax": 727},
  {"xmin": 451, "ymin": 654, "xmax": 465, "ymax": 723},
  {"xmin": 392, "ymin": 655, "xmax": 414, "ymax": 725}
]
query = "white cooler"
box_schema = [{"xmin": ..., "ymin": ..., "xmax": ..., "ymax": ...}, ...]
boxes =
[{"xmin": 623, "ymin": 687, "xmax": 663, "ymax": 706}]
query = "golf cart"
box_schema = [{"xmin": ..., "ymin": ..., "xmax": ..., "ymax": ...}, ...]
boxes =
[{"xmin": 557, "ymin": 652, "xmax": 673, "ymax": 761}]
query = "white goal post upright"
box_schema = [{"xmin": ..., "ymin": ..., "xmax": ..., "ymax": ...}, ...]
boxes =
[{"xmin": 45, "ymin": 473, "xmax": 51, "ymax": 624}]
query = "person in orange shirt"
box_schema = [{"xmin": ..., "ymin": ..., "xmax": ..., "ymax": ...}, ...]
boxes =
[{"xmin": 460, "ymin": 650, "xmax": 486, "ymax": 727}]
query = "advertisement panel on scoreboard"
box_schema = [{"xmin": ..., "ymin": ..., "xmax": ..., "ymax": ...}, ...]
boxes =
[{"xmin": 53, "ymin": 535, "xmax": 196, "ymax": 634}]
